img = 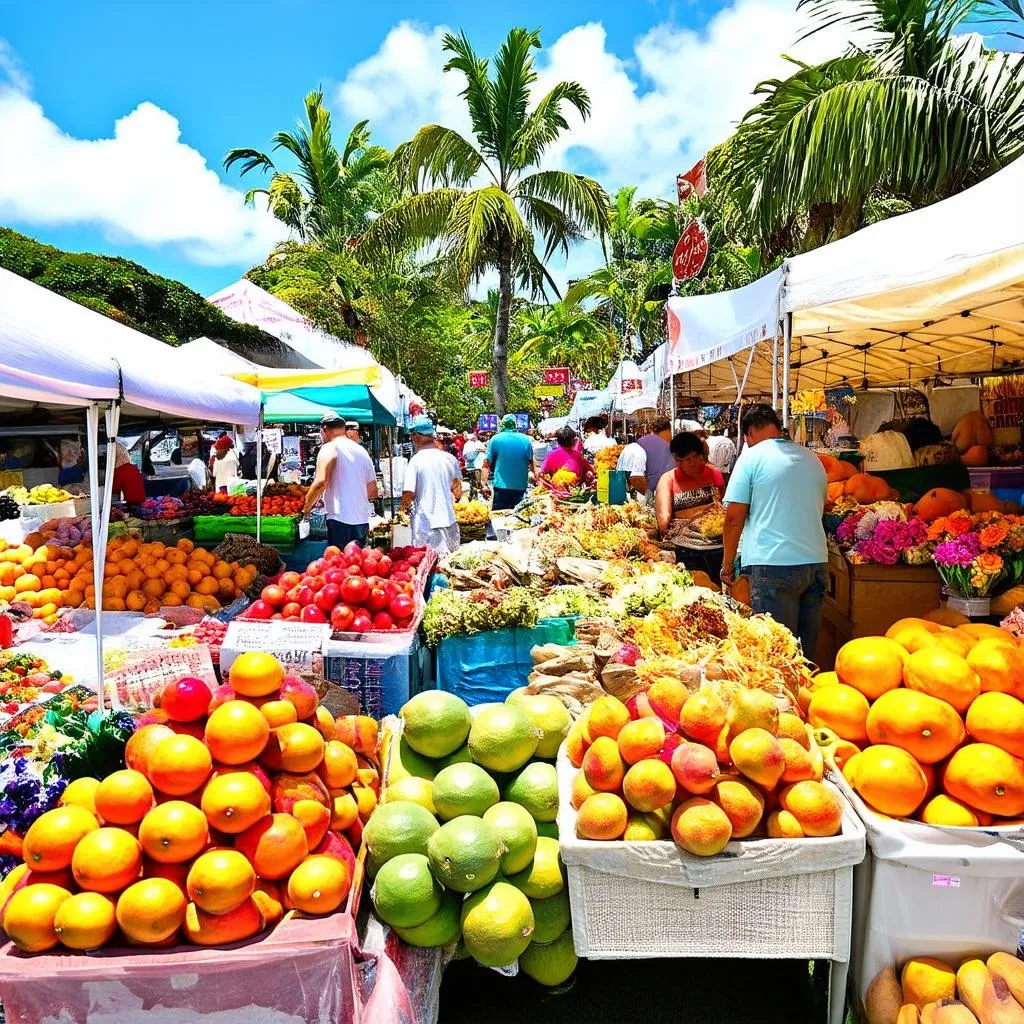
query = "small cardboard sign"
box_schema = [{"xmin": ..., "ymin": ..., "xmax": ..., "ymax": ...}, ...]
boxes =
[
  {"xmin": 221, "ymin": 620, "xmax": 331, "ymax": 674},
  {"xmin": 104, "ymin": 645, "xmax": 217, "ymax": 712}
]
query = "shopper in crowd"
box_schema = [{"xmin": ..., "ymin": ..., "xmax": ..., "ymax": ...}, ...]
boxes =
[
  {"xmin": 540, "ymin": 427, "xmax": 593, "ymax": 485},
  {"xmin": 301, "ymin": 412, "xmax": 378, "ymax": 547},
  {"xmin": 401, "ymin": 416, "xmax": 463, "ymax": 556},
  {"xmin": 616, "ymin": 417, "xmax": 674, "ymax": 500},
  {"xmin": 706, "ymin": 431, "xmax": 738, "ymax": 480},
  {"xmin": 461, "ymin": 433, "xmax": 485, "ymax": 497},
  {"xmin": 582, "ymin": 415, "xmax": 616, "ymax": 457},
  {"xmin": 721, "ymin": 403, "xmax": 828, "ymax": 657},
  {"xmin": 111, "ymin": 442, "xmax": 146, "ymax": 504},
  {"xmin": 211, "ymin": 435, "xmax": 240, "ymax": 493},
  {"xmin": 655, "ymin": 432, "xmax": 725, "ymax": 536},
  {"xmin": 482, "ymin": 414, "xmax": 536, "ymax": 511},
  {"xmin": 184, "ymin": 445, "xmax": 209, "ymax": 490},
  {"xmin": 344, "ymin": 421, "xmax": 361, "ymax": 444}
]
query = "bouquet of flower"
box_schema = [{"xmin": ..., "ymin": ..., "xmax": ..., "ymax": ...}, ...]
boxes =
[
  {"xmin": 551, "ymin": 468, "xmax": 579, "ymax": 489},
  {"xmin": 928, "ymin": 510, "xmax": 1024, "ymax": 597}
]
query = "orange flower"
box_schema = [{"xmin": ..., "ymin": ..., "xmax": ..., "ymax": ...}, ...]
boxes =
[
  {"xmin": 979, "ymin": 523, "xmax": 1010, "ymax": 549},
  {"xmin": 976, "ymin": 552, "xmax": 1004, "ymax": 574},
  {"xmin": 945, "ymin": 511, "xmax": 973, "ymax": 537}
]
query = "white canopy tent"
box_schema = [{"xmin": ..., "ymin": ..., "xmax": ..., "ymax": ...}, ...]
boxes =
[{"xmin": 0, "ymin": 268, "xmax": 262, "ymax": 705}]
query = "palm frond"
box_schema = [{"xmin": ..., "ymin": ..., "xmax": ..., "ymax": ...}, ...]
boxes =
[
  {"xmin": 223, "ymin": 148, "xmax": 276, "ymax": 176},
  {"xmin": 447, "ymin": 186, "xmax": 532, "ymax": 283},
  {"xmin": 342, "ymin": 119, "xmax": 372, "ymax": 165},
  {"xmin": 517, "ymin": 194, "xmax": 579, "ymax": 261},
  {"xmin": 490, "ymin": 27, "xmax": 542, "ymax": 170},
  {"xmin": 266, "ymin": 174, "xmax": 307, "ymax": 235},
  {"xmin": 516, "ymin": 170, "xmax": 609, "ymax": 236},
  {"xmin": 513, "ymin": 81, "xmax": 591, "ymax": 168},
  {"xmin": 358, "ymin": 189, "xmax": 462, "ymax": 262},
  {"xmin": 442, "ymin": 31, "xmax": 499, "ymax": 155},
  {"xmin": 398, "ymin": 124, "xmax": 488, "ymax": 189}
]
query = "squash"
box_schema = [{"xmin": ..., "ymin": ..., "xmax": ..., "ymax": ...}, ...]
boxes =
[
  {"xmin": 951, "ymin": 411, "xmax": 993, "ymax": 454},
  {"xmin": 844, "ymin": 473, "xmax": 890, "ymax": 503},
  {"xmin": 964, "ymin": 489, "xmax": 1002, "ymax": 514},
  {"xmin": 817, "ymin": 453, "xmax": 837, "ymax": 475},
  {"xmin": 992, "ymin": 585, "xmax": 1024, "ymax": 617},
  {"xmin": 913, "ymin": 488, "xmax": 968, "ymax": 522},
  {"xmin": 826, "ymin": 482, "xmax": 846, "ymax": 503},
  {"xmin": 960, "ymin": 444, "xmax": 989, "ymax": 466},
  {"xmin": 829, "ymin": 461, "xmax": 858, "ymax": 483}
]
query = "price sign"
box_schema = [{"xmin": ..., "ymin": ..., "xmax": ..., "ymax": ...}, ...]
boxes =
[
  {"xmin": 221, "ymin": 620, "xmax": 330, "ymax": 674},
  {"xmin": 543, "ymin": 367, "xmax": 570, "ymax": 386},
  {"xmin": 514, "ymin": 412, "xmax": 531, "ymax": 430},
  {"xmin": 104, "ymin": 645, "xmax": 217, "ymax": 713},
  {"xmin": 620, "ymin": 378, "xmax": 644, "ymax": 393},
  {"xmin": 477, "ymin": 414, "xmax": 498, "ymax": 432},
  {"xmin": 534, "ymin": 384, "xmax": 563, "ymax": 398},
  {"xmin": 469, "ymin": 371, "xmax": 490, "ymax": 388},
  {"xmin": 672, "ymin": 220, "xmax": 709, "ymax": 282},
  {"xmin": 259, "ymin": 428, "xmax": 283, "ymax": 455}
]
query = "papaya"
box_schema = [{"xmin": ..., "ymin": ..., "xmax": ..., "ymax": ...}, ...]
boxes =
[
  {"xmin": 914, "ymin": 488, "xmax": 969, "ymax": 522},
  {"xmin": 980, "ymin": 971, "xmax": 1024, "ymax": 1023},
  {"xmin": 866, "ymin": 689, "xmax": 965, "ymax": 764},
  {"xmin": 865, "ymin": 964, "xmax": 904, "ymax": 1024},
  {"xmin": 943, "ymin": 744, "xmax": 1024, "ymax": 818},
  {"xmin": 956, "ymin": 960, "xmax": 988, "ymax": 1020}
]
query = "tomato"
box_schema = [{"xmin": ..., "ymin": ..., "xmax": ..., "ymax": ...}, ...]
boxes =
[
  {"xmin": 315, "ymin": 584, "xmax": 341, "ymax": 611},
  {"xmin": 351, "ymin": 611, "xmax": 373, "ymax": 632},
  {"xmin": 300, "ymin": 605, "xmax": 328, "ymax": 623},
  {"xmin": 279, "ymin": 571, "xmax": 302, "ymax": 590},
  {"xmin": 324, "ymin": 569, "xmax": 347, "ymax": 586},
  {"xmin": 247, "ymin": 600, "xmax": 273, "ymax": 620},
  {"xmin": 330, "ymin": 604, "xmax": 355, "ymax": 632},
  {"xmin": 344, "ymin": 565, "xmax": 363, "ymax": 578},
  {"xmin": 389, "ymin": 594, "xmax": 415, "ymax": 621},
  {"xmin": 261, "ymin": 585, "xmax": 286, "ymax": 607},
  {"xmin": 376, "ymin": 556, "xmax": 393, "ymax": 577},
  {"xmin": 341, "ymin": 576, "xmax": 370, "ymax": 606},
  {"xmin": 295, "ymin": 586, "xmax": 315, "ymax": 607},
  {"xmin": 307, "ymin": 559, "xmax": 325, "ymax": 575},
  {"xmin": 285, "ymin": 586, "xmax": 302, "ymax": 604},
  {"xmin": 372, "ymin": 611, "xmax": 394, "ymax": 630},
  {"xmin": 366, "ymin": 586, "xmax": 390, "ymax": 612},
  {"xmin": 306, "ymin": 576, "xmax": 326, "ymax": 593},
  {"xmin": 344, "ymin": 552, "xmax": 363, "ymax": 567}
]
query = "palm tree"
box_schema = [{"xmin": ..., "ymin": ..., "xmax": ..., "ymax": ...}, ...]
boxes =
[
  {"xmin": 225, "ymin": 90, "xmax": 392, "ymax": 249},
  {"xmin": 604, "ymin": 186, "xmax": 678, "ymax": 265},
  {"xmin": 711, "ymin": 0, "xmax": 1024, "ymax": 255},
  {"xmin": 360, "ymin": 27, "xmax": 609, "ymax": 415},
  {"xmin": 514, "ymin": 300, "xmax": 614, "ymax": 382}
]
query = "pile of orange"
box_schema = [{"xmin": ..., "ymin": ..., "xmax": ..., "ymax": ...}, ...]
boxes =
[
  {"xmin": 0, "ymin": 535, "xmax": 258, "ymax": 619},
  {"xmin": 806, "ymin": 613, "xmax": 1024, "ymax": 827},
  {"xmin": 0, "ymin": 652, "xmax": 380, "ymax": 953}
]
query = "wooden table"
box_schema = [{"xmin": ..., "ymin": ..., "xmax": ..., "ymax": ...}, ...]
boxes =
[{"xmin": 814, "ymin": 551, "xmax": 943, "ymax": 669}]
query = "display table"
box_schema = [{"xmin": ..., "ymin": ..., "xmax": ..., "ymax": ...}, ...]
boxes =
[
  {"xmin": 815, "ymin": 551, "xmax": 943, "ymax": 669},
  {"xmin": 555, "ymin": 751, "xmax": 865, "ymax": 1024}
]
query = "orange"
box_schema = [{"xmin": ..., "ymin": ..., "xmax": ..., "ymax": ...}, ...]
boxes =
[
  {"xmin": 138, "ymin": 801, "xmax": 210, "ymax": 863},
  {"xmin": 94, "ymin": 769, "xmax": 155, "ymax": 825},
  {"xmin": 200, "ymin": 772, "xmax": 271, "ymax": 834},
  {"xmin": 116, "ymin": 877, "xmax": 187, "ymax": 945},
  {"xmin": 72, "ymin": 827, "xmax": 143, "ymax": 893},
  {"xmin": 184, "ymin": 896, "xmax": 265, "ymax": 945},
  {"xmin": 53, "ymin": 891, "xmax": 117, "ymax": 950},
  {"xmin": 575, "ymin": 792, "xmax": 629, "ymax": 840},
  {"xmin": 125, "ymin": 723, "xmax": 175, "ymax": 776},
  {"xmin": 229, "ymin": 651, "xmax": 284, "ymax": 698},
  {"xmin": 147, "ymin": 734, "xmax": 212, "ymax": 795},
  {"xmin": 260, "ymin": 699, "xmax": 298, "ymax": 728},
  {"xmin": 943, "ymin": 743, "xmax": 1024, "ymax": 817},
  {"xmin": 235, "ymin": 813, "xmax": 308, "ymax": 880},
  {"xmin": 205, "ymin": 701, "xmax": 270, "ymax": 764},
  {"xmin": 59, "ymin": 776, "xmax": 101, "ymax": 816},
  {"xmin": 835, "ymin": 636, "xmax": 906, "ymax": 699},
  {"xmin": 317, "ymin": 740, "xmax": 358, "ymax": 790},
  {"xmin": 285, "ymin": 855, "xmax": 351, "ymax": 914},
  {"xmin": 807, "ymin": 684, "xmax": 870, "ymax": 743},
  {"xmin": 186, "ymin": 849, "xmax": 256, "ymax": 914},
  {"xmin": 904, "ymin": 647, "xmax": 981, "ymax": 714},
  {"xmin": 965, "ymin": 691, "xmax": 1024, "ymax": 757},
  {"xmin": 261, "ymin": 723, "xmax": 325, "ymax": 774},
  {"xmin": 142, "ymin": 856, "xmax": 190, "ymax": 893},
  {"xmin": 126, "ymin": 590, "xmax": 147, "ymax": 611},
  {"xmin": 290, "ymin": 800, "xmax": 331, "ymax": 851},
  {"xmin": 2, "ymin": 883, "xmax": 72, "ymax": 952},
  {"xmin": 851, "ymin": 744, "xmax": 929, "ymax": 818},
  {"xmin": 22, "ymin": 805, "xmax": 100, "ymax": 871},
  {"xmin": 865, "ymin": 689, "xmax": 966, "ymax": 764}
]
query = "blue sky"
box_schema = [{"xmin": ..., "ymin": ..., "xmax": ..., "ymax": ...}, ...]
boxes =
[{"xmin": 0, "ymin": 0, "xmax": 1012, "ymax": 298}]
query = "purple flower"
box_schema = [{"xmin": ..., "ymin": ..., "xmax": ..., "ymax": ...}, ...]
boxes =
[
  {"xmin": 934, "ymin": 534, "xmax": 981, "ymax": 568},
  {"xmin": 851, "ymin": 517, "xmax": 928, "ymax": 564}
]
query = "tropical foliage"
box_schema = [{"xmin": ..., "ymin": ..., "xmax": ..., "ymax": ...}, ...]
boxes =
[{"xmin": 360, "ymin": 27, "xmax": 609, "ymax": 414}]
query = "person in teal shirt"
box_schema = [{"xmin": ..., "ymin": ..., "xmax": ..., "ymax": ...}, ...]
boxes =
[
  {"xmin": 721, "ymin": 403, "xmax": 828, "ymax": 658},
  {"xmin": 483, "ymin": 414, "xmax": 536, "ymax": 511}
]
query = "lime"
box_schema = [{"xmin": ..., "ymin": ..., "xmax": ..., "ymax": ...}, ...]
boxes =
[
  {"xmin": 372, "ymin": 853, "xmax": 442, "ymax": 929},
  {"xmin": 432, "ymin": 763, "xmax": 500, "ymax": 821},
  {"xmin": 468, "ymin": 705, "xmax": 539, "ymax": 773},
  {"xmin": 507, "ymin": 836, "xmax": 564, "ymax": 899},
  {"xmin": 482, "ymin": 802, "xmax": 538, "ymax": 875},
  {"xmin": 363, "ymin": 800, "xmax": 439, "ymax": 877},
  {"xmin": 394, "ymin": 890, "xmax": 463, "ymax": 947},
  {"xmin": 460, "ymin": 880, "xmax": 535, "ymax": 968},
  {"xmin": 401, "ymin": 692, "xmax": 471, "ymax": 759},
  {"xmin": 519, "ymin": 927, "xmax": 578, "ymax": 986},
  {"xmin": 426, "ymin": 815, "xmax": 503, "ymax": 893},
  {"xmin": 516, "ymin": 694, "xmax": 571, "ymax": 759},
  {"xmin": 529, "ymin": 889, "xmax": 571, "ymax": 944},
  {"xmin": 503, "ymin": 761, "xmax": 559, "ymax": 822}
]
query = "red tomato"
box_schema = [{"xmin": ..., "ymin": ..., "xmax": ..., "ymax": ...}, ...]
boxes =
[
  {"xmin": 344, "ymin": 552, "xmax": 363, "ymax": 567},
  {"xmin": 376, "ymin": 556, "xmax": 393, "ymax": 577},
  {"xmin": 270, "ymin": 613, "xmax": 284, "ymax": 620},
  {"xmin": 285, "ymin": 586, "xmax": 303, "ymax": 604},
  {"xmin": 247, "ymin": 600, "xmax": 273, "ymax": 620},
  {"xmin": 282, "ymin": 602, "xmax": 302, "ymax": 619},
  {"xmin": 341, "ymin": 576, "xmax": 370, "ymax": 606},
  {"xmin": 307, "ymin": 559, "xmax": 325, "ymax": 575},
  {"xmin": 279, "ymin": 571, "xmax": 302, "ymax": 590},
  {"xmin": 344, "ymin": 565, "xmax": 363, "ymax": 577},
  {"xmin": 389, "ymin": 594, "xmax": 415, "ymax": 621},
  {"xmin": 330, "ymin": 604, "xmax": 355, "ymax": 632},
  {"xmin": 315, "ymin": 584, "xmax": 341, "ymax": 611},
  {"xmin": 351, "ymin": 611, "xmax": 373, "ymax": 632},
  {"xmin": 261, "ymin": 585, "xmax": 286, "ymax": 607},
  {"xmin": 306, "ymin": 576, "xmax": 326, "ymax": 593},
  {"xmin": 366, "ymin": 586, "xmax": 390, "ymax": 612},
  {"xmin": 371, "ymin": 611, "xmax": 394, "ymax": 630},
  {"xmin": 343, "ymin": 541, "xmax": 362, "ymax": 557},
  {"xmin": 300, "ymin": 605, "xmax": 328, "ymax": 623},
  {"xmin": 324, "ymin": 569, "xmax": 347, "ymax": 586}
]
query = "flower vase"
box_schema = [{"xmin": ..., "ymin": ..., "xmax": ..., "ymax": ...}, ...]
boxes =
[{"xmin": 945, "ymin": 593, "xmax": 991, "ymax": 618}]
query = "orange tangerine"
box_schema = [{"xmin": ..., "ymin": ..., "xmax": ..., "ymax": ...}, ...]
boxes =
[
  {"xmin": 22, "ymin": 806, "xmax": 100, "ymax": 872},
  {"xmin": 285, "ymin": 855, "xmax": 351, "ymax": 914},
  {"xmin": 94, "ymin": 769, "xmax": 155, "ymax": 825},
  {"xmin": 205, "ymin": 701, "xmax": 271, "ymax": 764},
  {"xmin": 71, "ymin": 827, "xmax": 143, "ymax": 893},
  {"xmin": 186, "ymin": 850, "xmax": 256, "ymax": 915},
  {"xmin": 138, "ymin": 801, "xmax": 209, "ymax": 864},
  {"xmin": 116, "ymin": 877, "xmax": 187, "ymax": 946},
  {"xmin": 146, "ymin": 734, "xmax": 212, "ymax": 795},
  {"xmin": 200, "ymin": 772, "xmax": 271, "ymax": 834},
  {"xmin": 53, "ymin": 891, "xmax": 117, "ymax": 950},
  {"xmin": 2, "ymin": 883, "xmax": 72, "ymax": 952}
]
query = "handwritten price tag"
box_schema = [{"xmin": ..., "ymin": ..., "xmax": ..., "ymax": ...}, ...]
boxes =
[{"xmin": 221, "ymin": 621, "xmax": 331, "ymax": 674}]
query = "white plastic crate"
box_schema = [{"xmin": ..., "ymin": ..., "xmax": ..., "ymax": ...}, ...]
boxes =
[
  {"xmin": 556, "ymin": 750, "xmax": 865, "ymax": 1024},
  {"xmin": 19, "ymin": 498, "xmax": 77, "ymax": 525}
]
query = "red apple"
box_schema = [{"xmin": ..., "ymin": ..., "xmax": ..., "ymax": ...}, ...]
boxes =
[
  {"xmin": 295, "ymin": 586, "xmax": 315, "ymax": 607},
  {"xmin": 371, "ymin": 611, "xmax": 394, "ymax": 630},
  {"xmin": 247, "ymin": 600, "xmax": 273, "ymax": 620},
  {"xmin": 343, "ymin": 541, "xmax": 362, "ymax": 557},
  {"xmin": 261, "ymin": 585, "xmax": 286, "ymax": 607},
  {"xmin": 366, "ymin": 586, "xmax": 389, "ymax": 612},
  {"xmin": 351, "ymin": 611, "xmax": 373, "ymax": 632},
  {"xmin": 330, "ymin": 604, "xmax": 355, "ymax": 632},
  {"xmin": 158, "ymin": 676, "xmax": 212, "ymax": 723},
  {"xmin": 282, "ymin": 602, "xmax": 302, "ymax": 619},
  {"xmin": 324, "ymin": 546, "xmax": 342, "ymax": 559},
  {"xmin": 279, "ymin": 571, "xmax": 302, "ymax": 591},
  {"xmin": 389, "ymin": 594, "xmax": 415, "ymax": 622},
  {"xmin": 376, "ymin": 556, "xmax": 392, "ymax": 577},
  {"xmin": 344, "ymin": 565, "xmax": 363, "ymax": 577},
  {"xmin": 315, "ymin": 584, "xmax": 341, "ymax": 611},
  {"xmin": 307, "ymin": 559, "xmax": 325, "ymax": 575},
  {"xmin": 300, "ymin": 606, "xmax": 328, "ymax": 623},
  {"xmin": 341, "ymin": 576, "xmax": 370, "ymax": 606},
  {"xmin": 324, "ymin": 568, "xmax": 346, "ymax": 586}
]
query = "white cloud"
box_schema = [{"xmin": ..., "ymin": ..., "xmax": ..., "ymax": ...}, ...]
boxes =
[{"xmin": 0, "ymin": 51, "xmax": 282, "ymax": 266}]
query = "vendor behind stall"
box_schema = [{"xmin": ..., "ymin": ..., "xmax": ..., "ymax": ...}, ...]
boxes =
[
  {"xmin": 401, "ymin": 416, "xmax": 462, "ymax": 556},
  {"xmin": 211, "ymin": 434, "xmax": 239, "ymax": 492},
  {"xmin": 617, "ymin": 417, "xmax": 674, "ymax": 499},
  {"xmin": 540, "ymin": 427, "xmax": 594, "ymax": 485},
  {"xmin": 655, "ymin": 432, "xmax": 724, "ymax": 535},
  {"xmin": 112, "ymin": 443, "xmax": 145, "ymax": 504}
]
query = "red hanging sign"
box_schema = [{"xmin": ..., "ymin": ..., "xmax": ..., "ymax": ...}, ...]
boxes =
[
  {"xmin": 672, "ymin": 220, "xmax": 709, "ymax": 282},
  {"xmin": 676, "ymin": 158, "xmax": 708, "ymax": 202},
  {"xmin": 620, "ymin": 378, "xmax": 644, "ymax": 393},
  {"xmin": 469, "ymin": 371, "xmax": 489, "ymax": 388},
  {"xmin": 543, "ymin": 367, "xmax": 570, "ymax": 386}
]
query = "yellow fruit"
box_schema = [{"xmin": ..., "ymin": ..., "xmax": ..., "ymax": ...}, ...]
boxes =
[
  {"xmin": 22, "ymin": 805, "xmax": 99, "ymax": 871},
  {"xmin": 116, "ymin": 877, "xmax": 188, "ymax": 946},
  {"xmin": 808, "ymin": 684, "xmax": 870, "ymax": 743},
  {"xmin": 2, "ymin": 883, "xmax": 72, "ymax": 952},
  {"xmin": 866, "ymin": 689, "xmax": 965, "ymax": 764},
  {"xmin": 53, "ymin": 891, "xmax": 117, "ymax": 950},
  {"xmin": 200, "ymin": 772, "xmax": 271, "ymax": 834},
  {"xmin": 94, "ymin": 769, "xmax": 154, "ymax": 825},
  {"xmin": 905, "ymin": 648, "xmax": 981, "ymax": 714},
  {"xmin": 836, "ymin": 636, "xmax": 906, "ymax": 698},
  {"xmin": 71, "ymin": 827, "xmax": 143, "ymax": 893},
  {"xmin": 186, "ymin": 850, "xmax": 256, "ymax": 915},
  {"xmin": 852, "ymin": 745, "xmax": 928, "ymax": 818},
  {"xmin": 138, "ymin": 801, "xmax": 210, "ymax": 864},
  {"xmin": 59, "ymin": 777, "xmax": 101, "ymax": 816},
  {"xmin": 901, "ymin": 957, "xmax": 956, "ymax": 1009},
  {"xmin": 285, "ymin": 855, "xmax": 351, "ymax": 914}
]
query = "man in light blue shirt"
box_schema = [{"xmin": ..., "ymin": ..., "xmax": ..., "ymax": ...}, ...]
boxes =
[
  {"xmin": 721, "ymin": 403, "xmax": 828, "ymax": 658},
  {"xmin": 483, "ymin": 415, "xmax": 536, "ymax": 511}
]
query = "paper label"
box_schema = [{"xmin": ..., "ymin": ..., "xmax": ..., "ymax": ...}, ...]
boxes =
[
  {"xmin": 221, "ymin": 620, "xmax": 330, "ymax": 674},
  {"xmin": 932, "ymin": 874, "xmax": 961, "ymax": 888},
  {"xmin": 104, "ymin": 646, "xmax": 217, "ymax": 712}
]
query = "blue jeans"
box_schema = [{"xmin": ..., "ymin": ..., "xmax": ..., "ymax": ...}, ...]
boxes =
[
  {"xmin": 491, "ymin": 487, "xmax": 525, "ymax": 511},
  {"xmin": 747, "ymin": 563, "xmax": 828, "ymax": 658},
  {"xmin": 326, "ymin": 520, "xmax": 368, "ymax": 548}
]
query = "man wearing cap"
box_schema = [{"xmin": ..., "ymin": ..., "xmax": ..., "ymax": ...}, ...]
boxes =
[
  {"xmin": 401, "ymin": 416, "xmax": 462, "ymax": 555},
  {"xmin": 211, "ymin": 434, "xmax": 240, "ymax": 492},
  {"xmin": 301, "ymin": 413, "xmax": 378, "ymax": 547},
  {"xmin": 345, "ymin": 421, "xmax": 361, "ymax": 444},
  {"xmin": 482, "ymin": 414, "xmax": 536, "ymax": 512}
]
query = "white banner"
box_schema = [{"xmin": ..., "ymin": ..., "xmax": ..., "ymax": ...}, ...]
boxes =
[{"xmin": 665, "ymin": 267, "xmax": 783, "ymax": 376}]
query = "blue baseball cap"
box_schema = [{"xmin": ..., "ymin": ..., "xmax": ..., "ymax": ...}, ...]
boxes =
[{"xmin": 411, "ymin": 415, "xmax": 436, "ymax": 436}]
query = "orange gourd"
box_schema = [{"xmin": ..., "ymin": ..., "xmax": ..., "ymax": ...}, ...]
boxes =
[
  {"xmin": 961, "ymin": 445, "xmax": 989, "ymax": 467},
  {"xmin": 913, "ymin": 488, "xmax": 969, "ymax": 523},
  {"xmin": 844, "ymin": 473, "xmax": 890, "ymax": 503}
]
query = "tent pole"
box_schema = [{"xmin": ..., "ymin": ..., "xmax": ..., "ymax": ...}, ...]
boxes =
[
  {"xmin": 669, "ymin": 375, "xmax": 676, "ymax": 432},
  {"xmin": 782, "ymin": 312, "xmax": 792, "ymax": 429},
  {"xmin": 99, "ymin": 402, "xmax": 121, "ymax": 711},
  {"xmin": 772, "ymin": 333, "xmax": 779, "ymax": 412},
  {"xmin": 256, "ymin": 406, "xmax": 264, "ymax": 544},
  {"xmin": 84, "ymin": 404, "xmax": 104, "ymax": 713},
  {"xmin": 388, "ymin": 427, "xmax": 395, "ymax": 519}
]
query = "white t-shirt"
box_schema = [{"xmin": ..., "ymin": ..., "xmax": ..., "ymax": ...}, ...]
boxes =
[
  {"xmin": 212, "ymin": 450, "xmax": 239, "ymax": 490},
  {"xmin": 616, "ymin": 442, "xmax": 647, "ymax": 477},
  {"xmin": 707, "ymin": 435, "xmax": 738, "ymax": 475},
  {"xmin": 404, "ymin": 448, "xmax": 461, "ymax": 530},
  {"xmin": 462, "ymin": 440, "xmax": 484, "ymax": 471},
  {"xmin": 583, "ymin": 432, "xmax": 616, "ymax": 455},
  {"xmin": 323, "ymin": 437, "xmax": 376, "ymax": 525}
]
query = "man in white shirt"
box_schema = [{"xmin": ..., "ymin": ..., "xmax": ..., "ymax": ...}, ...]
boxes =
[
  {"xmin": 401, "ymin": 416, "xmax": 462, "ymax": 555},
  {"xmin": 706, "ymin": 432, "xmax": 738, "ymax": 479},
  {"xmin": 301, "ymin": 412, "xmax": 379, "ymax": 547},
  {"xmin": 616, "ymin": 418, "xmax": 674, "ymax": 499},
  {"xmin": 582, "ymin": 416, "xmax": 616, "ymax": 456}
]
